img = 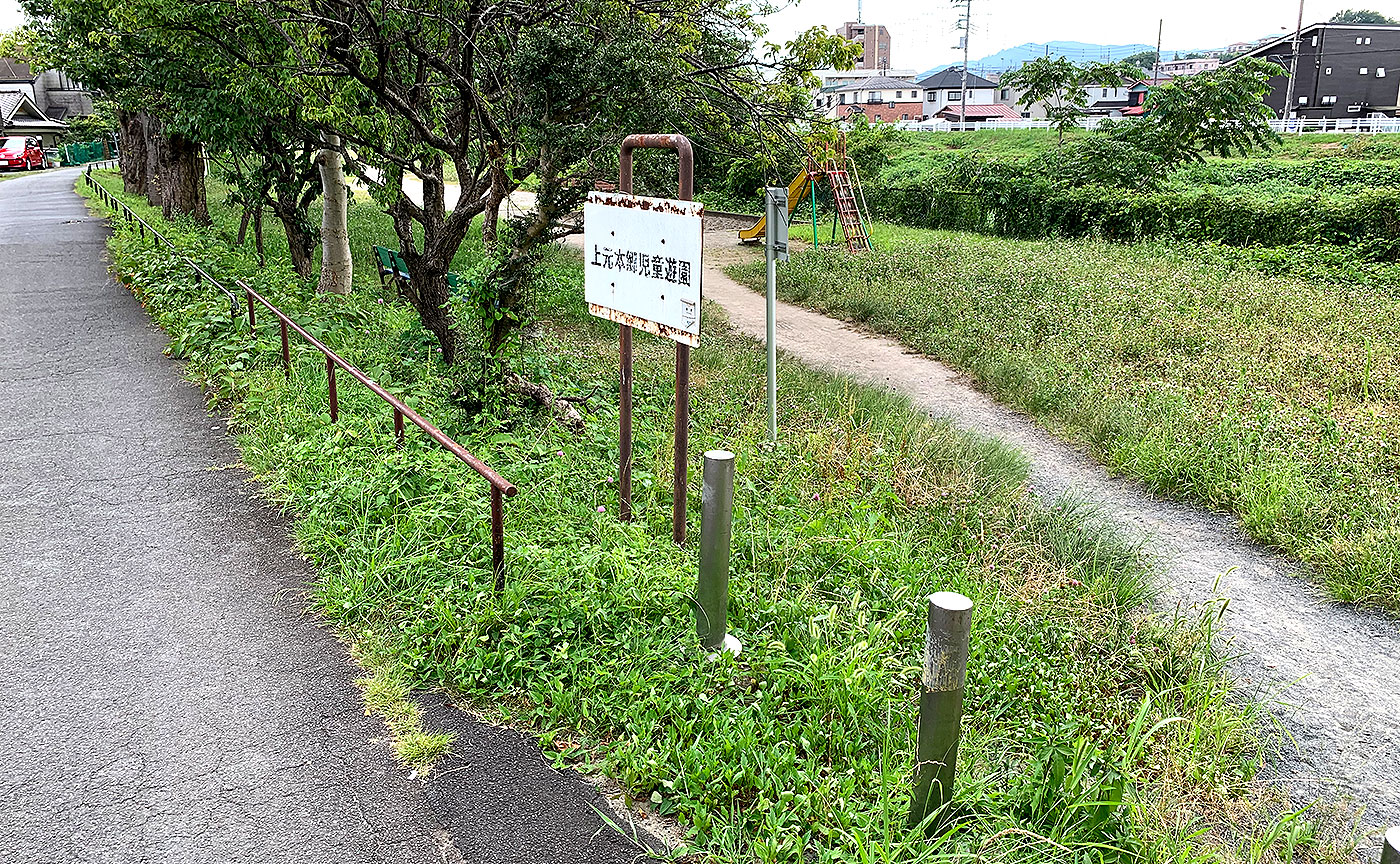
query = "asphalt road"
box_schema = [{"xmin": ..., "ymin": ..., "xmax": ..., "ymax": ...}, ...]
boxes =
[{"xmin": 0, "ymin": 167, "xmax": 651, "ymax": 862}]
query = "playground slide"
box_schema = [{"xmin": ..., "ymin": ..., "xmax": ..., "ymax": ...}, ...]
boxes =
[{"xmin": 738, "ymin": 172, "xmax": 812, "ymax": 243}]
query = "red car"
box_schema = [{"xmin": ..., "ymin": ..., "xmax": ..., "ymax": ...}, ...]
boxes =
[{"xmin": 0, "ymin": 136, "xmax": 46, "ymax": 171}]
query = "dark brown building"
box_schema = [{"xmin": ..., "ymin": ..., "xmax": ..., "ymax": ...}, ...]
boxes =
[
  {"xmin": 1232, "ymin": 22, "xmax": 1400, "ymax": 118},
  {"xmin": 837, "ymin": 22, "xmax": 892, "ymax": 71}
]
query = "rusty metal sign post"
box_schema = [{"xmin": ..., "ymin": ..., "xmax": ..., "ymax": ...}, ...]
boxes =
[{"xmin": 593, "ymin": 134, "xmax": 699, "ymax": 545}]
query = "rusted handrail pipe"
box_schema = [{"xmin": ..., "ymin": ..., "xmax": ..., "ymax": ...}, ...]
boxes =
[
  {"xmin": 83, "ymin": 169, "xmax": 518, "ymax": 585},
  {"xmin": 83, "ymin": 170, "xmax": 239, "ymax": 313},
  {"xmin": 233, "ymin": 280, "xmax": 516, "ymax": 496}
]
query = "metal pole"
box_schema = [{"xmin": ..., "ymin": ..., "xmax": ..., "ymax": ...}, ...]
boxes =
[
  {"xmin": 326, "ymin": 356, "xmax": 338, "ymax": 422},
  {"xmin": 674, "ymin": 342, "xmax": 689, "ymax": 546},
  {"xmin": 959, "ymin": 0, "xmax": 972, "ymax": 131},
  {"xmin": 280, "ymin": 319, "xmax": 291, "ymax": 377},
  {"xmin": 619, "ymin": 326, "xmax": 633, "ymax": 521},
  {"xmin": 696, "ymin": 450, "xmax": 739, "ymax": 654},
  {"xmin": 811, "ymin": 177, "xmax": 819, "ymax": 252},
  {"xmin": 1282, "ymin": 0, "xmax": 1305, "ymax": 120},
  {"xmin": 909, "ymin": 591, "xmax": 973, "ymax": 831},
  {"xmin": 246, "ymin": 290, "xmax": 256, "ymax": 330},
  {"xmin": 617, "ymin": 133, "xmax": 695, "ymax": 545},
  {"xmin": 394, "ymin": 408, "xmax": 404, "ymax": 447},
  {"xmin": 491, "ymin": 486, "xmax": 505, "ymax": 594},
  {"xmin": 1153, "ymin": 19, "xmax": 1162, "ymax": 85},
  {"xmin": 1382, "ymin": 827, "xmax": 1400, "ymax": 864},
  {"xmin": 765, "ymin": 190, "xmax": 778, "ymax": 445}
]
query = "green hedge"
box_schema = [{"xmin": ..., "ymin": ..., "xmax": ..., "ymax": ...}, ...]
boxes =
[
  {"xmin": 867, "ymin": 174, "xmax": 1400, "ymax": 256},
  {"xmin": 1168, "ymin": 158, "xmax": 1400, "ymax": 191}
]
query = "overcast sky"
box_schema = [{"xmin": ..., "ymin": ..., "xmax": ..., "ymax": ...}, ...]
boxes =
[
  {"xmin": 762, "ymin": 0, "xmax": 1398, "ymax": 72},
  {"xmin": 2, "ymin": 0, "xmax": 1396, "ymax": 72}
]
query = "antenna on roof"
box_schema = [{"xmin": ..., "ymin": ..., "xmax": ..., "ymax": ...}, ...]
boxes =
[{"xmin": 857, "ymin": 0, "xmax": 863, "ymax": 24}]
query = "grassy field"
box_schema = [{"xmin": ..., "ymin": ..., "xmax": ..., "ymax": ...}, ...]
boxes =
[
  {"xmin": 80, "ymin": 170, "xmax": 1352, "ymax": 863},
  {"xmin": 729, "ymin": 221, "xmax": 1400, "ymax": 613},
  {"xmin": 881, "ymin": 129, "xmax": 1400, "ymax": 166}
]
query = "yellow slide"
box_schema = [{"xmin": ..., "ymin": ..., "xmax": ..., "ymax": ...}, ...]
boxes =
[{"xmin": 739, "ymin": 172, "xmax": 812, "ymax": 244}]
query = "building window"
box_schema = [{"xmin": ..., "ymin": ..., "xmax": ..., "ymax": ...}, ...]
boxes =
[
  {"xmin": 1298, "ymin": 95, "xmax": 1309, "ymax": 104},
  {"xmin": 948, "ymin": 90, "xmax": 961, "ymax": 101},
  {"xmin": 1326, "ymin": 67, "xmax": 1332, "ymax": 74},
  {"xmin": 1361, "ymin": 67, "xmax": 1368, "ymax": 75},
  {"xmin": 927, "ymin": 91, "xmax": 937, "ymax": 102},
  {"xmin": 1000, "ymin": 88, "xmax": 1009, "ymax": 99},
  {"xmin": 869, "ymin": 91, "xmax": 882, "ymax": 102},
  {"xmin": 1366, "ymin": 37, "xmax": 1372, "ymax": 44},
  {"xmin": 901, "ymin": 114, "xmax": 909, "ymax": 120},
  {"xmin": 840, "ymin": 93, "xmax": 846, "ymax": 104},
  {"xmin": 1357, "ymin": 36, "xmax": 1364, "ymax": 44},
  {"xmin": 1312, "ymin": 35, "xmax": 1318, "ymax": 46},
  {"xmin": 1322, "ymin": 94, "xmax": 1338, "ymax": 105},
  {"xmin": 1101, "ymin": 88, "xmax": 1108, "ymax": 96}
]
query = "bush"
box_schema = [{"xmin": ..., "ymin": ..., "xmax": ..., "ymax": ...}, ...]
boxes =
[{"xmin": 865, "ymin": 159, "xmax": 1400, "ymax": 257}]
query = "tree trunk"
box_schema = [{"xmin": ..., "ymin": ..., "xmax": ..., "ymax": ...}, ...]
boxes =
[
  {"xmin": 483, "ymin": 169, "xmax": 505, "ymax": 254},
  {"xmin": 160, "ymin": 132, "xmax": 209, "ymax": 223},
  {"xmin": 274, "ymin": 189, "xmax": 315, "ymax": 278},
  {"xmin": 144, "ymin": 117, "xmax": 163, "ymax": 209},
  {"xmin": 406, "ymin": 258, "xmax": 457, "ymax": 364},
  {"xmin": 253, "ymin": 212, "xmax": 266, "ymax": 266},
  {"xmin": 316, "ymin": 134, "xmax": 352, "ymax": 294},
  {"xmin": 236, "ymin": 208, "xmax": 252, "ymax": 246},
  {"xmin": 117, "ymin": 111, "xmax": 147, "ymax": 196},
  {"xmin": 389, "ymin": 160, "xmax": 468, "ymax": 365}
]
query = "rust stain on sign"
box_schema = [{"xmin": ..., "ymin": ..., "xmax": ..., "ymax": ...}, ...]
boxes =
[{"xmin": 588, "ymin": 190, "xmax": 704, "ymax": 218}]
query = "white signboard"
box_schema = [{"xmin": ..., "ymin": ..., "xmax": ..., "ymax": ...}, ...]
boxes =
[
  {"xmin": 766, "ymin": 187, "xmax": 789, "ymax": 262},
  {"xmin": 584, "ymin": 191, "xmax": 703, "ymax": 347}
]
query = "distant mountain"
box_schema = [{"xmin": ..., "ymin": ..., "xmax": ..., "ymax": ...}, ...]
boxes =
[{"xmin": 919, "ymin": 41, "xmax": 1185, "ymax": 77}]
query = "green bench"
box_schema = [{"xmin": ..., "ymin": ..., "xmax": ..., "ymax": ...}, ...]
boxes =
[{"xmin": 372, "ymin": 244, "xmax": 469, "ymax": 295}]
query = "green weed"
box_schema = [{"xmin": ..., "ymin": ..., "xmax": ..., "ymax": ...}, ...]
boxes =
[{"xmin": 729, "ymin": 223, "xmax": 1400, "ymax": 613}]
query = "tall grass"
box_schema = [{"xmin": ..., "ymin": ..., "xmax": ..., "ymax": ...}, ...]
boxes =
[{"xmin": 730, "ymin": 222, "xmax": 1400, "ymax": 612}]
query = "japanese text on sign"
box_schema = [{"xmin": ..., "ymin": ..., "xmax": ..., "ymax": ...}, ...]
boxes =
[{"xmin": 584, "ymin": 191, "xmax": 703, "ymax": 347}]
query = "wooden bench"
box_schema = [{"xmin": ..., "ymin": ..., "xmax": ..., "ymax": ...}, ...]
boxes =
[{"xmin": 372, "ymin": 244, "xmax": 470, "ymax": 295}]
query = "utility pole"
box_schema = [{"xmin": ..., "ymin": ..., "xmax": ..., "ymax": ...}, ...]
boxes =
[
  {"xmin": 1153, "ymin": 19, "xmax": 1162, "ymax": 84},
  {"xmin": 957, "ymin": 0, "xmax": 972, "ymax": 130},
  {"xmin": 1282, "ymin": 0, "xmax": 1305, "ymax": 121}
]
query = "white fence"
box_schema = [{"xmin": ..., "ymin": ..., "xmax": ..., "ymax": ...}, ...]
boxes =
[{"xmin": 892, "ymin": 117, "xmax": 1400, "ymax": 134}]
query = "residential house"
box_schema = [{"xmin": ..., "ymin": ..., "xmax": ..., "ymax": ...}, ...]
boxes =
[
  {"xmin": 916, "ymin": 68, "xmax": 1001, "ymax": 118},
  {"xmin": 1082, "ymin": 81, "xmax": 1142, "ymax": 117},
  {"xmin": 822, "ymin": 75, "xmax": 925, "ymax": 122},
  {"xmin": 1228, "ymin": 22, "xmax": 1400, "ymax": 118},
  {"xmin": 1156, "ymin": 56, "xmax": 1220, "ymax": 76},
  {"xmin": 0, "ymin": 59, "xmax": 93, "ymax": 121},
  {"xmin": 0, "ymin": 91, "xmax": 70, "ymax": 146}
]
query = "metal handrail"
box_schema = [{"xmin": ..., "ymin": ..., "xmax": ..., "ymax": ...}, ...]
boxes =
[{"xmin": 81, "ymin": 167, "xmax": 517, "ymax": 587}]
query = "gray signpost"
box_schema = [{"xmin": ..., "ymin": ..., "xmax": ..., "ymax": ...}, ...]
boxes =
[{"xmin": 764, "ymin": 187, "xmax": 788, "ymax": 444}]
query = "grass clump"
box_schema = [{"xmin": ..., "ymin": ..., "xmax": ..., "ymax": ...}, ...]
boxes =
[
  {"xmin": 79, "ymin": 169, "xmax": 1351, "ymax": 863},
  {"xmin": 728, "ymin": 221, "xmax": 1400, "ymax": 612}
]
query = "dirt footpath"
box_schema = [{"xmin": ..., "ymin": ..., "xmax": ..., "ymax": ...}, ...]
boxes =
[{"xmin": 699, "ymin": 229, "xmax": 1400, "ymax": 844}]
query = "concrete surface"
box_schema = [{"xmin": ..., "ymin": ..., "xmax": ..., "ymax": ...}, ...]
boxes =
[{"xmin": 0, "ymin": 167, "xmax": 652, "ymax": 862}]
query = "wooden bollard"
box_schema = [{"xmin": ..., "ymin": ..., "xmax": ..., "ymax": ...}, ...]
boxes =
[{"xmin": 908, "ymin": 591, "xmax": 973, "ymax": 831}]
